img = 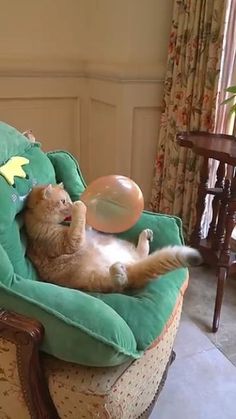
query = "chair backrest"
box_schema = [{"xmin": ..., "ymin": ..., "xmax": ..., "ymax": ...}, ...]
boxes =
[{"xmin": 0, "ymin": 122, "xmax": 85, "ymax": 284}]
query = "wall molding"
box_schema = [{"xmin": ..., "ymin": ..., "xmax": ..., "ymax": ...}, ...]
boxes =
[
  {"xmin": 83, "ymin": 72, "xmax": 164, "ymax": 84},
  {"xmin": 0, "ymin": 69, "xmax": 164, "ymax": 84},
  {"xmin": 0, "ymin": 56, "xmax": 166, "ymax": 84},
  {"xmin": 0, "ymin": 70, "xmax": 164, "ymax": 203}
]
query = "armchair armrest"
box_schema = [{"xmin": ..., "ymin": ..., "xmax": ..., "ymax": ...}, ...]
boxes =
[
  {"xmin": 0, "ymin": 309, "xmax": 59, "ymax": 419},
  {"xmin": 117, "ymin": 210, "xmax": 185, "ymax": 251}
]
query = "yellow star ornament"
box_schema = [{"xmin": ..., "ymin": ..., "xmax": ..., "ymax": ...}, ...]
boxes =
[{"xmin": 0, "ymin": 156, "xmax": 29, "ymax": 185}]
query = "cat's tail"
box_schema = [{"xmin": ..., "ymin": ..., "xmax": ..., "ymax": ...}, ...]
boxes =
[{"xmin": 111, "ymin": 245, "xmax": 202, "ymax": 289}]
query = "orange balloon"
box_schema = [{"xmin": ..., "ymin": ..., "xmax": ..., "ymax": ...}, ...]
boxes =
[{"xmin": 80, "ymin": 175, "xmax": 144, "ymax": 233}]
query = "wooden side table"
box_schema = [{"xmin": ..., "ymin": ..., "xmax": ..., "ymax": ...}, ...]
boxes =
[{"xmin": 177, "ymin": 131, "xmax": 236, "ymax": 332}]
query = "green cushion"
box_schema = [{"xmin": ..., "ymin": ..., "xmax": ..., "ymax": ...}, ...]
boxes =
[{"xmin": 0, "ymin": 122, "xmax": 187, "ymax": 367}]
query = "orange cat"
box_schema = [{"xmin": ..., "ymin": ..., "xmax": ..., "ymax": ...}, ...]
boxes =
[{"xmin": 24, "ymin": 184, "xmax": 202, "ymax": 292}]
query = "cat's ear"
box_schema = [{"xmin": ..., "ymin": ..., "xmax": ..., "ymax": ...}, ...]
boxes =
[
  {"xmin": 58, "ymin": 182, "xmax": 64, "ymax": 189},
  {"xmin": 43, "ymin": 184, "xmax": 53, "ymax": 199}
]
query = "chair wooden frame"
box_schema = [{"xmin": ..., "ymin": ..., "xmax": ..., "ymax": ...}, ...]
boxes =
[{"xmin": 0, "ymin": 308, "xmax": 175, "ymax": 419}]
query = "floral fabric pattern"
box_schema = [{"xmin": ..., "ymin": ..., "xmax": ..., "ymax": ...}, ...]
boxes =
[
  {"xmin": 43, "ymin": 298, "xmax": 183, "ymax": 419},
  {"xmin": 0, "ymin": 339, "xmax": 30, "ymax": 419},
  {"xmin": 150, "ymin": 0, "xmax": 226, "ymax": 239},
  {"xmin": 0, "ymin": 292, "xmax": 186, "ymax": 418}
]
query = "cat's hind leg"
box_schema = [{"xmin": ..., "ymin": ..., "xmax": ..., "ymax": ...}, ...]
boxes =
[
  {"xmin": 109, "ymin": 229, "xmax": 154, "ymax": 290},
  {"xmin": 136, "ymin": 229, "xmax": 153, "ymax": 258},
  {"xmin": 109, "ymin": 262, "xmax": 128, "ymax": 290}
]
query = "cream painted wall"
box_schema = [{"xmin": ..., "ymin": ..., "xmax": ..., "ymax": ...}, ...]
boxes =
[
  {"xmin": 83, "ymin": 0, "xmax": 173, "ymax": 78},
  {"xmin": 0, "ymin": 0, "xmax": 86, "ymax": 71},
  {"xmin": 0, "ymin": 0, "xmax": 173, "ymax": 203},
  {"xmin": 0, "ymin": 0, "xmax": 173, "ymax": 77}
]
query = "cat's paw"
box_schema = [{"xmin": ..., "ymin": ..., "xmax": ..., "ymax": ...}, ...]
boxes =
[
  {"xmin": 143, "ymin": 229, "xmax": 154, "ymax": 242},
  {"xmin": 176, "ymin": 246, "xmax": 203, "ymax": 267},
  {"xmin": 72, "ymin": 200, "xmax": 87, "ymax": 217},
  {"xmin": 110, "ymin": 262, "xmax": 128, "ymax": 288}
]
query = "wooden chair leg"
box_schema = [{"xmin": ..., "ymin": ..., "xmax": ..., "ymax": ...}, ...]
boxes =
[
  {"xmin": 212, "ymin": 267, "xmax": 227, "ymax": 332},
  {"xmin": 212, "ymin": 267, "xmax": 228, "ymax": 333},
  {"xmin": 170, "ymin": 350, "xmax": 176, "ymax": 364},
  {"xmin": 0, "ymin": 309, "xmax": 59, "ymax": 419}
]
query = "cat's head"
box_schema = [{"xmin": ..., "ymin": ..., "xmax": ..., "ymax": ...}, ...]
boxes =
[{"xmin": 25, "ymin": 183, "xmax": 73, "ymax": 223}]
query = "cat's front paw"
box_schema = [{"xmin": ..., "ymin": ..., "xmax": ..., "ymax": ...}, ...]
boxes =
[{"xmin": 72, "ymin": 200, "xmax": 87, "ymax": 217}]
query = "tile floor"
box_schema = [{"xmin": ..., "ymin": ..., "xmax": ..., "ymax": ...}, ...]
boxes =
[
  {"xmin": 150, "ymin": 314, "xmax": 236, "ymax": 419},
  {"xmin": 184, "ymin": 267, "xmax": 236, "ymax": 366}
]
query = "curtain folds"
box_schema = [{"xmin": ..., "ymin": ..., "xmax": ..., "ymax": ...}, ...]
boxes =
[{"xmin": 150, "ymin": 0, "xmax": 227, "ymax": 239}]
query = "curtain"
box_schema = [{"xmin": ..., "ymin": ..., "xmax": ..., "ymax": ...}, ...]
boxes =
[
  {"xmin": 216, "ymin": 0, "xmax": 236, "ymax": 135},
  {"xmin": 149, "ymin": 0, "xmax": 226, "ymax": 240},
  {"xmin": 201, "ymin": 0, "xmax": 236, "ymax": 238}
]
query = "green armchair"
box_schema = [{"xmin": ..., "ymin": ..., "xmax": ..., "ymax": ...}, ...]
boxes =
[{"xmin": 0, "ymin": 123, "xmax": 188, "ymax": 418}]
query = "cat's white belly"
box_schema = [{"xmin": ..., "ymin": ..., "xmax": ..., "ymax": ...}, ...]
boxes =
[{"xmin": 98, "ymin": 242, "xmax": 135, "ymax": 266}]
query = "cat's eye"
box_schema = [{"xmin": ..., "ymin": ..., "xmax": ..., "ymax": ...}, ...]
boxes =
[{"xmin": 61, "ymin": 199, "xmax": 66, "ymax": 204}]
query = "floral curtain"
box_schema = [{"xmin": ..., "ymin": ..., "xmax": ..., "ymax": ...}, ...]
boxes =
[
  {"xmin": 201, "ymin": 0, "xmax": 236, "ymax": 238},
  {"xmin": 149, "ymin": 0, "xmax": 226, "ymax": 240}
]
